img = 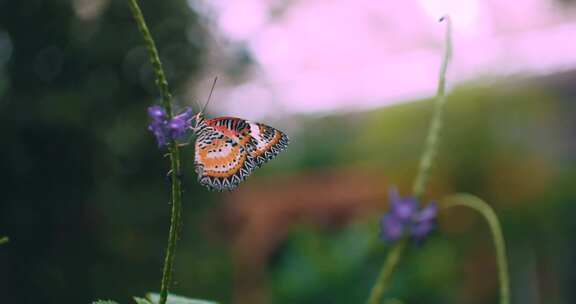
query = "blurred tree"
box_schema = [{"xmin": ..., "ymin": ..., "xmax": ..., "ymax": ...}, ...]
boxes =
[{"xmin": 0, "ymin": 0, "xmax": 212, "ymax": 303}]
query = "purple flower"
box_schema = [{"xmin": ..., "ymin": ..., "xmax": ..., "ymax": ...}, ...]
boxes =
[
  {"xmin": 148, "ymin": 106, "xmax": 169, "ymax": 147},
  {"xmin": 379, "ymin": 188, "xmax": 438, "ymax": 244},
  {"xmin": 389, "ymin": 188, "xmax": 417, "ymax": 221},
  {"xmin": 168, "ymin": 107, "xmax": 193, "ymax": 141},
  {"xmin": 380, "ymin": 214, "xmax": 404, "ymax": 242},
  {"xmin": 148, "ymin": 105, "xmax": 167, "ymax": 122},
  {"xmin": 147, "ymin": 106, "xmax": 193, "ymax": 148}
]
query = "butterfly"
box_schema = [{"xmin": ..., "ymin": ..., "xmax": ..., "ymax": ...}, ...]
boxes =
[{"xmin": 189, "ymin": 79, "xmax": 289, "ymax": 191}]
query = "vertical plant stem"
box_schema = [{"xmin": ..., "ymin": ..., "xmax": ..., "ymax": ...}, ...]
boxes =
[
  {"xmin": 127, "ymin": 0, "xmax": 173, "ymax": 113},
  {"xmin": 411, "ymin": 16, "xmax": 452, "ymax": 200},
  {"xmin": 127, "ymin": 1, "xmax": 182, "ymax": 304},
  {"xmin": 161, "ymin": 148, "xmax": 182, "ymax": 304},
  {"xmin": 366, "ymin": 16, "xmax": 452, "ymax": 304},
  {"xmin": 441, "ymin": 194, "xmax": 510, "ymax": 304},
  {"xmin": 367, "ymin": 240, "xmax": 406, "ymax": 304}
]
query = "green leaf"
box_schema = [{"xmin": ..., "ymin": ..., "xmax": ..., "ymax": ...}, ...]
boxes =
[
  {"xmin": 0, "ymin": 236, "xmax": 9, "ymax": 245},
  {"xmin": 146, "ymin": 293, "xmax": 219, "ymax": 304},
  {"xmin": 92, "ymin": 300, "xmax": 119, "ymax": 304},
  {"xmin": 134, "ymin": 297, "xmax": 152, "ymax": 304}
]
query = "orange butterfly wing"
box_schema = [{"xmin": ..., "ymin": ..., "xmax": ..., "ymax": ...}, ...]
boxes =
[
  {"xmin": 194, "ymin": 126, "xmax": 255, "ymax": 191},
  {"xmin": 194, "ymin": 117, "xmax": 289, "ymax": 191},
  {"xmin": 245, "ymin": 122, "xmax": 289, "ymax": 167}
]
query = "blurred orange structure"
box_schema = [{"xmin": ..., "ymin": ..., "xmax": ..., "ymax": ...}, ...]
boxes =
[{"xmin": 219, "ymin": 168, "xmax": 388, "ymax": 303}]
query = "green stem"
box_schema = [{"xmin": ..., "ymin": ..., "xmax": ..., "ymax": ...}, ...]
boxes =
[
  {"xmin": 441, "ymin": 194, "xmax": 510, "ymax": 304},
  {"xmin": 127, "ymin": 1, "xmax": 183, "ymax": 304},
  {"xmin": 0, "ymin": 236, "xmax": 9, "ymax": 245},
  {"xmin": 366, "ymin": 16, "xmax": 453, "ymax": 304},
  {"xmin": 127, "ymin": 0, "xmax": 173, "ymax": 114},
  {"xmin": 366, "ymin": 241, "xmax": 407, "ymax": 304},
  {"xmin": 411, "ymin": 15, "xmax": 452, "ymax": 200}
]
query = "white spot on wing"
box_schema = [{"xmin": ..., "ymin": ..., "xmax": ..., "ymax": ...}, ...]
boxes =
[
  {"xmin": 249, "ymin": 122, "xmax": 267, "ymax": 149},
  {"xmin": 207, "ymin": 142, "xmax": 233, "ymax": 158}
]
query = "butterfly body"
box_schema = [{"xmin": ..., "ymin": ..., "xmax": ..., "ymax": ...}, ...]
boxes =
[{"xmin": 192, "ymin": 114, "xmax": 289, "ymax": 191}]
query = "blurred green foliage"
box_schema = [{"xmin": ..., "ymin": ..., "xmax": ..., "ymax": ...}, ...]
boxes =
[
  {"xmin": 266, "ymin": 83, "xmax": 576, "ymax": 304},
  {"xmin": 0, "ymin": 0, "xmax": 220, "ymax": 303}
]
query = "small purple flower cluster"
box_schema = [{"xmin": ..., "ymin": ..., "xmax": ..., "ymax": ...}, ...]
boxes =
[
  {"xmin": 379, "ymin": 188, "xmax": 438, "ymax": 244},
  {"xmin": 148, "ymin": 105, "xmax": 193, "ymax": 148}
]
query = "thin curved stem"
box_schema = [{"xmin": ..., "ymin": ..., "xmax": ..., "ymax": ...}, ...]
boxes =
[
  {"xmin": 127, "ymin": 1, "xmax": 183, "ymax": 304},
  {"xmin": 441, "ymin": 194, "xmax": 510, "ymax": 304},
  {"xmin": 366, "ymin": 16, "xmax": 453, "ymax": 304}
]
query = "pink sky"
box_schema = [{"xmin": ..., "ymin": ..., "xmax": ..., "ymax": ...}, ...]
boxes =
[{"xmin": 186, "ymin": 0, "xmax": 576, "ymax": 118}]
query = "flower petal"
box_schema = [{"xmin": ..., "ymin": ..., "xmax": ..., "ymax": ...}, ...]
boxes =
[
  {"xmin": 173, "ymin": 107, "xmax": 193, "ymax": 122},
  {"xmin": 168, "ymin": 108, "xmax": 193, "ymax": 141},
  {"xmin": 410, "ymin": 219, "xmax": 435, "ymax": 243},
  {"xmin": 415, "ymin": 202, "xmax": 438, "ymax": 223},
  {"xmin": 148, "ymin": 121, "xmax": 168, "ymax": 147},
  {"xmin": 169, "ymin": 118, "xmax": 188, "ymax": 141},
  {"xmin": 379, "ymin": 214, "xmax": 405, "ymax": 243},
  {"xmin": 148, "ymin": 105, "xmax": 167, "ymax": 122},
  {"xmin": 147, "ymin": 106, "xmax": 194, "ymax": 147}
]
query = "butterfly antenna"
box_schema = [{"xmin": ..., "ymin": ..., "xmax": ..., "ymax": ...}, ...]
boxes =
[{"xmin": 201, "ymin": 76, "xmax": 218, "ymax": 114}]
